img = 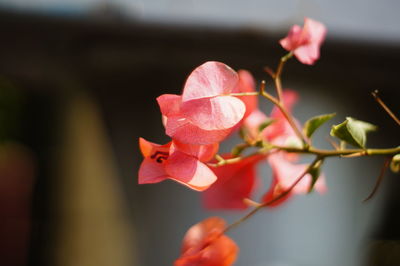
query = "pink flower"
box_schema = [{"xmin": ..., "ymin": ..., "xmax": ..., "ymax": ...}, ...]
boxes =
[
  {"xmin": 158, "ymin": 61, "xmax": 246, "ymax": 145},
  {"xmin": 280, "ymin": 18, "xmax": 327, "ymax": 65},
  {"xmin": 138, "ymin": 138, "xmax": 218, "ymax": 191},
  {"xmin": 175, "ymin": 217, "xmax": 238, "ymax": 266},
  {"xmin": 262, "ymin": 152, "xmax": 327, "ymax": 207},
  {"xmin": 202, "ymin": 154, "xmax": 264, "ymax": 209}
]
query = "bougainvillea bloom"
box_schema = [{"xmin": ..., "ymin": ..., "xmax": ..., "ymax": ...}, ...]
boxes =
[
  {"xmin": 158, "ymin": 61, "xmax": 246, "ymax": 145},
  {"xmin": 138, "ymin": 138, "xmax": 218, "ymax": 191},
  {"xmin": 175, "ymin": 217, "xmax": 238, "ymax": 266},
  {"xmin": 203, "ymin": 154, "xmax": 264, "ymax": 209},
  {"xmin": 262, "ymin": 152, "xmax": 327, "ymax": 207},
  {"xmin": 280, "ymin": 18, "xmax": 326, "ymax": 65}
]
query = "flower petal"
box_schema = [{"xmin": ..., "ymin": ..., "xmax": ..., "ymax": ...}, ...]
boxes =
[
  {"xmin": 165, "ymin": 115, "xmax": 232, "ymax": 145},
  {"xmin": 172, "ymin": 140, "xmax": 219, "ymax": 162},
  {"xmin": 304, "ymin": 17, "xmax": 327, "ymax": 45},
  {"xmin": 235, "ymin": 70, "xmax": 258, "ymax": 119},
  {"xmin": 138, "ymin": 158, "xmax": 169, "ymax": 184},
  {"xmin": 181, "ymin": 217, "xmax": 225, "ymax": 253},
  {"xmin": 294, "ymin": 43, "xmax": 320, "ymax": 65},
  {"xmin": 139, "ymin": 137, "xmax": 170, "ymax": 158},
  {"xmin": 181, "ymin": 96, "xmax": 245, "ymax": 130},
  {"xmin": 182, "ymin": 61, "xmax": 238, "ymax": 102},
  {"xmin": 203, "ymin": 155, "xmax": 264, "ymax": 209},
  {"xmin": 176, "ymin": 217, "xmax": 239, "ymax": 266},
  {"xmin": 280, "ymin": 24, "xmax": 304, "ymax": 51},
  {"xmin": 157, "ymin": 94, "xmax": 182, "ymax": 116},
  {"xmin": 165, "ymin": 151, "xmax": 217, "ymax": 191}
]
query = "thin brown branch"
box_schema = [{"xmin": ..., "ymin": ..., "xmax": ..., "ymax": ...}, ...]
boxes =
[
  {"xmin": 372, "ymin": 90, "xmax": 400, "ymax": 127},
  {"xmin": 363, "ymin": 158, "xmax": 390, "ymax": 202}
]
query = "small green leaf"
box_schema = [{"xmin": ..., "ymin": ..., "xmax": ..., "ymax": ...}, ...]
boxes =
[
  {"xmin": 239, "ymin": 128, "xmax": 247, "ymax": 140},
  {"xmin": 330, "ymin": 117, "xmax": 377, "ymax": 148},
  {"xmin": 308, "ymin": 160, "xmax": 323, "ymax": 193},
  {"xmin": 258, "ymin": 118, "xmax": 276, "ymax": 132},
  {"xmin": 390, "ymin": 154, "xmax": 400, "ymax": 173},
  {"xmin": 231, "ymin": 143, "xmax": 249, "ymax": 157},
  {"xmin": 303, "ymin": 113, "xmax": 336, "ymax": 138}
]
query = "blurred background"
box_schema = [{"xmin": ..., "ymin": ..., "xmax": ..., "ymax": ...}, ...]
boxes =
[{"xmin": 0, "ymin": 0, "xmax": 399, "ymax": 265}]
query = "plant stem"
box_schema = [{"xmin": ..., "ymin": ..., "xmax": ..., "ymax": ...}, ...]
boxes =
[
  {"xmin": 372, "ymin": 90, "xmax": 400, "ymax": 127},
  {"xmin": 274, "ymin": 52, "xmax": 293, "ymax": 102}
]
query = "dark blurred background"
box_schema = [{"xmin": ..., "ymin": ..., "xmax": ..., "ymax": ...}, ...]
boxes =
[{"xmin": 0, "ymin": 1, "xmax": 399, "ymax": 266}]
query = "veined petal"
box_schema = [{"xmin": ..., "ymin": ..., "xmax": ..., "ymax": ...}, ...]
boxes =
[
  {"xmin": 138, "ymin": 158, "xmax": 169, "ymax": 184},
  {"xmin": 172, "ymin": 140, "xmax": 219, "ymax": 162},
  {"xmin": 182, "ymin": 61, "xmax": 238, "ymax": 102},
  {"xmin": 157, "ymin": 94, "xmax": 182, "ymax": 116},
  {"xmin": 165, "ymin": 115, "xmax": 232, "ymax": 145},
  {"xmin": 139, "ymin": 137, "xmax": 170, "ymax": 158},
  {"xmin": 165, "ymin": 151, "xmax": 217, "ymax": 191},
  {"xmin": 181, "ymin": 96, "xmax": 245, "ymax": 130}
]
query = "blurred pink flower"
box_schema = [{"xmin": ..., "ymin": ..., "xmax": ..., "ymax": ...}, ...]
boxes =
[
  {"xmin": 175, "ymin": 217, "xmax": 238, "ymax": 266},
  {"xmin": 280, "ymin": 18, "xmax": 327, "ymax": 65},
  {"xmin": 262, "ymin": 152, "xmax": 327, "ymax": 207}
]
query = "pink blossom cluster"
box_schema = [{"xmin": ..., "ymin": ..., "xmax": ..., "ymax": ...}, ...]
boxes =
[
  {"xmin": 137, "ymin": 17, "xmax": 327, "ymax": 266},
  {"xmin": 139, "ymin": 17, "xmax": 326, "ymax": 203}
]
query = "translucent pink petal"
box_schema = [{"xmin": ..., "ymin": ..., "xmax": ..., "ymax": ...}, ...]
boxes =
[
  {"xmin": 171, "ymin": 140, "xmax": 219, "ymax": 162},
  {"xmin": 294, "ymin": 43, "xmax": 320, "ymax": 65},
  {"xmin": 182, "ymin": 61, "xmax": 238, "ymax": 102},
  {"xmin": 203, "ymin": 155, "xmax": 264, "ymax": 209},
  {"xmin": 138, "ymin": 158, "xmax": 169, "ymax": 184},
  {"xmin": 165, "ymin": 115, "xmax": 232, "ymax": 145},
  {"xmin": 280, "ymin": 18, "xmax": 326, "ymax": 65},
  {"xmin": 268, "ymin": 153, "xmax": 326, "ymax": 195},
  {"xmin": 165, "ymin": 151, "xmax": 217, "ymax": 191},
  {"xmin": 139, "ymin": 137, "xmax": 171, "ymax": 158},
  {"xmin": 304, "ymin": 18, "xmax": 327, "ymax": 45},
  {"xmin": 280, "ymin": 24, "xmax": 304, "ymax": 51},
  {"xmin": 157, "ymin": 94, "xmax": 182, "ymax": 116},
  {"xmin": 235, "ymin": 70, "xmax": 258, "ymax": 118},
  {"xmin": 181, "ymin": 96, "xmax": 245, "ymax": 130}
]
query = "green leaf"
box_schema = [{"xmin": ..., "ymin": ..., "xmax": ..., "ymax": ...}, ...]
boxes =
[
  {"xmin": 303, "ymin": 113, "xmax": 336, "ymax": 138},
  {"xmin": 258, "ymin": 118, "xmax": 276, "ymax": 132},
  {"xmin": 390, "ymin": 154, "xmax": 400, "ymax": 173},
  {"xmin": 330, "ymin": 117, "xmax": 377, "ymax": 148},
  {"xmin": 231, "ymin": 143, "xmax": 249, "ymax": 157},
  {"xmin": 308, "ymin": 160, "xmax": 323, "ymax": 193}
]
